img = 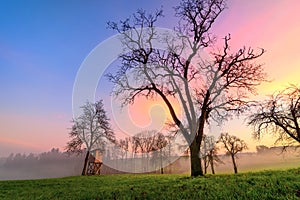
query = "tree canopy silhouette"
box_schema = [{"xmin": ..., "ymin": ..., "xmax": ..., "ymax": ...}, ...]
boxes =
[
  {"xmin": 107, "ymin": 0, "xmax": 266, "ymax": 176},
  {"xmin": 218, "ymin": 133, "xmax": 247, "ymax": 174},
  {"xmin": 249, "ymin": 85, "xmax": 300, "ymax": 145}
]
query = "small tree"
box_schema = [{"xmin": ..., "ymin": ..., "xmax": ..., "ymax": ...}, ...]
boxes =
[
  {"xmin": 152, "ymin": 132, "xmax": 168, "ymax": 174},
  {"xmin": 218, "ymin": 133, "xmax": 247, "ymax": 174},
  {"xmin": 133, "ymin": 130, "xmax": 157, "ymax": 172},
  {"xmin": 248, "ymin": 85, "xmax": 300, "ymax": 145},
  {"xmin": 66, "ymin": 100, "xmax": 115, "ymax": 175},
  {"xmin": 118, "ymin": 138, "xmax": 129, "ymax": 161},
  {"xmin": 202, "ymin": 135, "xmax": 223, "ymax": 174}
]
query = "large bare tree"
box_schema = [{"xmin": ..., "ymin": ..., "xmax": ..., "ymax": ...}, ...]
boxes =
[
  {"xmin": 218, "ymin": 133, "xmax": 247, "ymax": 174},
  {"xmin": 107, "ymin": 0, "xmax": 266, "ymax": 176},
  {"xmin": 66, "ymin": 101, "xmax": 115, "ymax": 175},
  {"xmin": 248, "ymin": 85, "xmax": 300, "ymax": 145}
]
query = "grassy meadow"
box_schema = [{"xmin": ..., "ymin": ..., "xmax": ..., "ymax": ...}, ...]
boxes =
[{"xmin": 1, "ymin": 168, "xmax": 300, "ymax": 199}]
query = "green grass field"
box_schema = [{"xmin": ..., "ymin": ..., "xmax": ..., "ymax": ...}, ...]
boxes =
[{"xmin": 1, "ymin": 168, "xmax": 300, "ymax": 200}]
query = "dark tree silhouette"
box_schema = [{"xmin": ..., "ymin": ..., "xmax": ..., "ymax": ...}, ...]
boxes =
[
  {"xmin": 107, "ymin": 0, "xmax": 266, "ymax": 176},
  {"xmin": 248, "ymin": 85, "xmax": 300, "ymax": 145},
  {"xmin": 202, "ymin": 135, "xmax": 223, "ymax": 174},
  {"xmin": 218, "ymin": 133, "xmax": 247, "ymax": 174},
  {"xmin": 66, "ymin": 100, "xmax": 115, "ymax": 175}
]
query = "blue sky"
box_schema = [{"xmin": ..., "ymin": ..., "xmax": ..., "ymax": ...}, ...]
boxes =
[
  {"xmin": 0, "ymin": 1, "xmax": 167, "ymax": 114},
  {"xmin": 1, "ymin": 0, "xmax": 300, "ymax": 156},
  {"xmin": 0, "ymin": 0, "xmax": 178, "ymax": 156}
]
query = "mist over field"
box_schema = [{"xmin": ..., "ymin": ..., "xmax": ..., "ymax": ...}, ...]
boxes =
[
  {"xmin": 0, "ymin": 147, "xmax": 299, "ymax": 180},
  {"xmin": 0, "ymin": 149, "xmax": 84, "ymax": 180},
  {"xmin": 210, "ymin": 150, "xmax": 300, "ymax": 174}
]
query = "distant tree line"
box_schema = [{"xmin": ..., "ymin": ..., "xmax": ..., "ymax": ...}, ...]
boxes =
[
  {"xmin": 3, "ymin": 148, "xmax": 82, "ymax": 168},
  {"xmin": 0, "ymin": 148, "xmax": 84, "ymax": 180}
]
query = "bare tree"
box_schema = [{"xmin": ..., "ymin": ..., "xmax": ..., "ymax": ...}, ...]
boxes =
[
  {"xmin": 218, "ymin": 133, "xmax": 247, "ymax": 174},
  {"xmin": 114, "ymin": 131, "xmax": 169, "ymax": 173},
  {"xmin": 134, "ymin": 130, "xmax": 157, "ymax": 172},
  {"xmin": 202, "ymin": 135, "xmax": 223, "ymax": 174},
  {"xmin": 107, "ymin": 0, "xmax": 266, "ymax": 176},
  {"xmin": 131, "ymin": 130, "xmax": 169, "ymax": 173},
  {"xmin": 118, "ymin": 138, "xmax": 129, "ymax": 161},
  {"xmin": 248, "ymin": 85, "xmax": 300, "ymax": 145},
  {"xmin": 66, "ymin": 101, "xmax": 115, "ymax": 175},
  {"xmin": 152, "ymin": 132, "xmax": 168, "ymax": 174}
]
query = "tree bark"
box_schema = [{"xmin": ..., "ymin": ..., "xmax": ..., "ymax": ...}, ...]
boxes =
[
  {"xmin": 231, "ymin": 154, "xmax": 238, "ymax": 174},
  {"xmin": 189, "ymin": 139, "xmax": 203, "ymax": 176},
  {"xmin": 82, "ymin": 150, "xmax": 90, "ymax": 175}
]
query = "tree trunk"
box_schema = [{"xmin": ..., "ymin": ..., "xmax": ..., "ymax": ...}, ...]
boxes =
[
  {"xmin": 189, "ymin": 105, "xmax": 207, "ymax": 177},
  {"xmin": 189, "ymin": 139, "xmax": 203, "ymax": 176},
  {"xmin": 231, "ymin": 154, "xmax": 238, "ymax": 174},
  {"xmin": 210, "ymin": 156, "xmax": 215, "ymax": 174},
  {"xmin": 203, "ymin": 156, "xmax": 208, "ymax": 174},
  {"xmin": 160, "ymin": 148, "xmax": 164, "ymax": 174},
  {"xmin": 82, "ymin": 150, "xmax": 90, "ymax": 175}
]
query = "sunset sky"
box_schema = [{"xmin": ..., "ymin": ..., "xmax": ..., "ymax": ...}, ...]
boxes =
[{"xmin": 1, "ymin": 0, "xmax": 300, "ymax": 156}]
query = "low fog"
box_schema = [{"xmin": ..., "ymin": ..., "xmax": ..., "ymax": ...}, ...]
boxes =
[{"xmin": 0, "ymin": 147, "xmax": 299, "ymax": 180}]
